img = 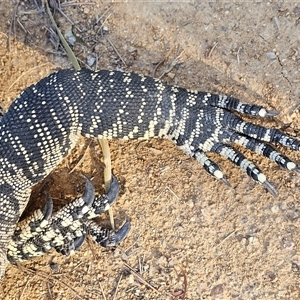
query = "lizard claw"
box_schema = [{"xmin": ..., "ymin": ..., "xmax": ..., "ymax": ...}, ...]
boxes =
[{"xmin": 90, "ymin": 217, "xmax": 131, "ymax": 248}]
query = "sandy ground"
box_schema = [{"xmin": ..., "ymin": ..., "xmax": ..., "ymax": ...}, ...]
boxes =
[{"xmin": 0, "ymin": 1, "xmax": 300, "ymax": 299}]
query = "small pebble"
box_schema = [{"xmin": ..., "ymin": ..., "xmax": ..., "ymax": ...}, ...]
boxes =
[
  {"xmin": 266, "ymin": 52, "xmax": 277, "ymax": 60},
  {"xmin": 87, "ymin": 55, "xmax": 96, "ymax": 67},
  {"xmin": 211, "ymin": 284, "xmax": 224, "ymax": 296},
  {"xmin": 128, "ymin": 274, "xmax": 135, "ymax": 284},
  {"xmin": 49, "ymin": 262, "xmax": 59, "ymax": 271},
  {"xmin": 270, "ymin": 204, "xmax": 279, "ymax": 213},
  {"xmin": 167, "ymin": 72, "xmax": 175, "ymax": 79},
  {"xmin": 65, "ymin": 29, "xmax": 76, "ymax": 46},
  {"xmin": 186, "ymin": 199, "xmax": 194, "ymax": 208}
]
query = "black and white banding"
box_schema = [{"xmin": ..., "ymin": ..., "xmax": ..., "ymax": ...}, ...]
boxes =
[{"xmin": 1, "ymin": 68, "xmax": 300, "ymax": 279}]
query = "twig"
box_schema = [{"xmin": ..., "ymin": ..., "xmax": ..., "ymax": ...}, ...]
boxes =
[
  {"xmin": 49, "ymin": 0, "xmax": 61, "ymax": 11},
  {"xmin": 8, "ymin": 0, "xmax": 20, "ymax": 51},
  {"xmin": 237, "ymin": 46, "xmax": 242, "ymax": 65},
  {"xmin": 124, "ymin": 263, "xmax": 175, "ymax": 298},
  {"xmin": 122, "ymin": 246, "xmax": 141, "ymax": 259},
  {"xmin": 16, "ymin": 18, "xmax": 31, "ymax": 35},
  {"xmin": 207, "ymin": 41, "xmax": 218, "ymax": 58},
  {"xmin": 44, "ymin": 0, "xmax": 80, "ymax": 70},
  {"xmin": 217, "ymin": 229, "xmax": 236, "ymax": 247},
  {"xmin": 96, "ymin": 6, "xmax": 111, "ymax": 22},
  {"xmin": 158, "ymin": 49, "xmax": 185, "ymax": 79},
  {"xmin": 107, "ymin": 37, "xmax": 128, "ymax": 67},
  {"xmin": 112, "ymin": 273, "xmax": 123, "ymax": 300},
  {"xmin": 152, "ymin": 59, "xmax": 165, "ymax": 78},
  {"xmin": 69, "ymin": 140, "xmax": 92, "ymax": 173},
  {"xmin": 97, "ymin": 12, "xmax": 112, "ymax": 34},
  {"xmin": 180, "ymin": 268, "xmax": 188, "ymax": 299},
  {"xmin": 166, "ymin": 186, "xmax": 180, "ymax": 200},
  {"xmin": 94, "ymin": 7, "xmax": 111, "ymax": 43},
  {"xmin": 123, "ymin": 235, "xmax": 141, "ymax": 253},
  {"xmin": 46, "ymin": 27, "xmax": 62, "ymax": 51},
  {"xmin": 87, "ymin": 234, "xmax": 99, "ymax": 260},
  {"xmin": 46, "ymin": 281, "xmax": 53, "ymax": 300},
  {"xmin": 139, "ymin": 255, "xmax": 142, "ymax": 274},
  {"xmin": 57, "ymin": 7, "xmax": 82, "ymax": 32},
  {"xmin": 99, "ymin": 281, "xmax": 107, "ymax": 300},
  {"xmin": 19, "ymin": 275, "xmax": 37, "ymax": 300},
  {"xmin": 98, "ymin": 139, "xmax": 115, "ymax": 230},
  {"xmin": 274, "ymin": 16, "xmax": 280, "ymax": 30},
  {"xmin": 33, "ymin": 0, "xmax": 45, "ymax": 14},
  {"xmin": 87, "ymin": 286, "xmax": 107, "ymax": 300},
  {"xmin": 152, "ymin": 45, "xmax": 176, "ymax": 77},
  {"xmin": 22, "ymin": 268, "xmax": 85, "ymax": 299}
]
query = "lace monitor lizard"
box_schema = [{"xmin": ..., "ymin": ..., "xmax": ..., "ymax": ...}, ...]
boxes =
[{"xmin": 1, "ymin": 68, "xmax": 300, "ymax": 280}]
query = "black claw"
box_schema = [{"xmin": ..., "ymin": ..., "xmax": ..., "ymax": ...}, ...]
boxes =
[
  {"xmin": 100, "ymin": 218, "xmax": 130, "ymax": 247},
  {"xmin": 41, "ymin": 194, "xmax": 53, "ymax": 220},
  {"xmin": 221, "ymin": 177, "xmax": 231, "ymax": 187},
  {"xmin": 265, "ymin": 110, "xmax": 280, "ymax": 117},
  {"xmin": 74, "ymin": 234, "xmax": 86, "ymax": 251},
  {"xmin": 114, "ymin": 217, "xmax": 130, "ymax": 244},
  {"xmin": 293, "ymin": 166, "xmax": 300, "ymax": 174},
  {"xmin": 263, "ymin": 180, "xmax": 278, "ymax": 197},
  {"xmin": 106, "ymin": 175, "xmax": 120, "ymax": 206},
  {"xmin": 81, "ymin": 176, "xmax": 95, "ymax": 206}
]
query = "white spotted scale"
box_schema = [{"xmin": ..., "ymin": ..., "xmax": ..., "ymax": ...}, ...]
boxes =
[{"xmin": 0, "ymin": 69, "xmax": 300, "ymax": 279}]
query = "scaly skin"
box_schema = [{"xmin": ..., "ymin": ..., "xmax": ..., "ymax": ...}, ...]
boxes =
[{"xmin": 1, "ymin": 68, "xmax": 300, "ymax": 279}]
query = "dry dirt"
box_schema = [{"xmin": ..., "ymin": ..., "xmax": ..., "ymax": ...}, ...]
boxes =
[{"xmin": 0, "ymin": 1, "xmax": 300, "ymax": 299}]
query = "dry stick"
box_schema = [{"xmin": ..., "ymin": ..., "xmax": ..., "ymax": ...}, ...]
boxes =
[
  {"xmin": 33, "ymin": 0, "xmax": 44, "ymax": 14},
  {"xmin": 22, "ymin": 268, "xmax": 85, "ymax": 300},
  {"xmin": 158, "ymin": 49, "xmax": 185, "ymax": 80},
  {"xmin": 69, "ymin": 140, "xmax": 92, "ymax": 174},
  {"xmin": 97, "ymin": 13, "xmax": 112, "ymax": 38},
  {"xmin": 124, "ymin": 263, "xmax": 175, "ymax": 298},
  {"xmin": 99, "ymin": 139, "xmax": 115, "ymax": 230},
  {"xmin": 19, "ymin": 275, "xmax": 37, "ymax": 300},
  {"xmin": 46, "ymin": 281, "xmax": 54, "ymax": 300},
  {"xmin": 207, "ymin": 41, "xmax": 218, "ymax": 58},
  {"xmin": 88, "ymin": 287, "xmax": 107, "ymax": 300},
  {"xmin": 237, "ymin": 46, "xmax": 242, "ymax": 65},
  {"xmin": 99, "ymin": 281, "xmax": 107, "ymax": 300},
  {"xmin": 217, "ymin": 229, "xmax": 236, "ymax": 247},
  {"xmin": 8, "ymin": 0, "xmax": 20, "ymax": 51},
  {"xmin": 179, "ymin": 268, "xmax": 188, "ymax": 299},
  {"xmin": 152, "ymin": 58, "xmax": 165, "ymax": 78},
  {"xmin": 57, "ymin": 7, "xmax": 82, "ymax": 32},
  {"xmin": 86, "ymin": 235, "xmax": 100, "ymax": 260},
  {"xmin": 112, "ymin": 273, "xmax": 123, "ymax": 300},
  {"xmin": 96, "ymin": 6, "xmax": 112, "ymax": 23},
  {"xmin": 45, "ymin": 0, "xmax": 115, "ymax": 228},
  {"xmin": 107, "ymin": 37, "xmax": 128, "ymax": 67},
  {"xmin": 16, "ymin": 18, "xmax": 31, "ymax": 35},
  {"xmin": 152, "ymin": 45, "xmax": 175, "ymax": 78},
  {"xmin": 45, "ymin": 0, "xmax": 80, "ymax": 70}
]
